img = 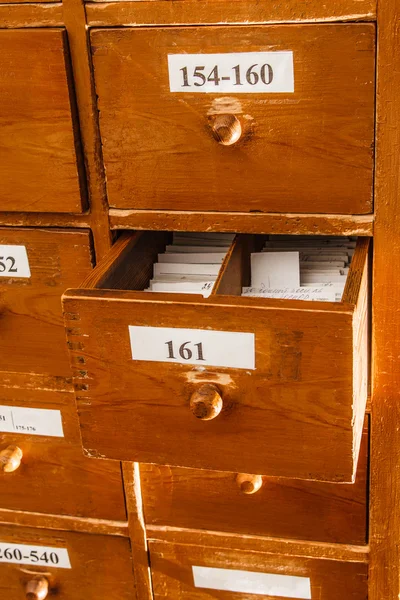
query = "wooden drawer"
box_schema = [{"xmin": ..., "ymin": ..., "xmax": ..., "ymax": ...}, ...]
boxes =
[
  {"xmin": 140, "ymin": 423, "xmax": 368, "ymax": 545},
  {"xmin": 63, "ymin": 232, "xmax": 369, "ymax": 483},
  {"xmin": 91, "ymin": 24, "xmax": 375, "ymax": 215},
  {"xmin": 149, "ymin": 541, "xmax": 368, "ymax": 599},
  {"xmin": 0, "ymin": 525, "xmax": 135, "ymax": 599},
  {"xmin": 0, "ymin": 30, "xmax": 86, "ymax": 213},
  {"xmin": 0, "ymin": 386, "xmax": 126, "ymax": 522},
  {"xmin": 0, "ymin": 228, "xmax": 93, "ymax": 380}
]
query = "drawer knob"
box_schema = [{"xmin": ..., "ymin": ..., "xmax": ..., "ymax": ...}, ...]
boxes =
[
  {"xmin": 236, "ymin": 473, "xmax": 263, "ymax": 495},
  {"xmin": 190, "ymin": 384, "xmax": 223, "ymax": 421},
  {"xmin": 211, "ymin": 114, "xmax": 242, "ymax": 146},
  {"xmin": 0, "ymin": 445, "xmax": 23, "ymax": 473},
  {"xmin": 26, "ymin": 576, "xmax": 49, "ymax": 600}
]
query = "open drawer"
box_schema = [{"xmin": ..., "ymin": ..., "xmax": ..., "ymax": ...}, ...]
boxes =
[{"xmin": 63, "ymin": 232, "xmax": 369, "ymax": 482}]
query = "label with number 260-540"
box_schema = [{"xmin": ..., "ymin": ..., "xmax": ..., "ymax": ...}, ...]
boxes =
[
  {"xmin": 0, "ymin": 245, "xmax": 31, "ymax": 278},
  {"xmin": 168, "ymin": 51, "xmax": 294, "ymax": 94},
  {"xmin": 129, "ymin": 326, "xmax": 255, "ymax": 370},
  {"xmin": 0, "ymin": 542, "xmax": 71, "ymax": 568}
]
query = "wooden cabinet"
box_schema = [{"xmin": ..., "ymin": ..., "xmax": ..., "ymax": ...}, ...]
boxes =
[
  {"xmin": 63, "ymin": 232, "xmax": 368, "ymax": 482},
  {"xmin": 0, "ymin": 525, "xmax": 136, "ymax": 599},
  {"xmin": 140, "ymin": 423, "xmax": 368, "ymax": 545},
  {"xmin": 0, "ymin": 30, "xmax": 86, "ymax": 213},
  {"xmin": 0, "ymin": 386, "xmax": 126, "ymax": 521},
  {"xmin": 91, "ymin": 24, "xmax": 375, "ymax": 215},
  {"xmin": 0, "ymin": 228, "xmax": 93, "ymax": 380},
  {"xmin": 148, "ymin": 540, "xmax": 368, "ymax": 599}
]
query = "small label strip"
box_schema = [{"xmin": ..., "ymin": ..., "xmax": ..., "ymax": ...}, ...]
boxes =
[
  {"xmin": 192, "ymin": 566, "xmax": 311, "ymax": 598},
  {"xmin": 0, "ymin": 406, "xmax": 64, "ymax": 437},
  {"xmin": 0, "ymin": 245, "xmax": 30, "ymax": 278},
  {"xmin": 0, "ymin": 543, "xmax": 71, "ymax": 568},
  {"xmin": 129, "ymin": 326, "xmax": 255, "ymax": 370}
]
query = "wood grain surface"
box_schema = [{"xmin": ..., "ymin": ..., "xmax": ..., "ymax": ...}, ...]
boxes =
[
  {"xmin": 0, "ymin": 228, "xmax": 93, "ymax": 381},
  {"xmin": 0, "ymin": 3, "xmax": 63, "ymax": 27},
  {"xmin": 369, "ymin": 0, "xmax": 400, "ymax": 598},
  {"xmin": 86, "ymin": 0, "xmax": 376, "ymax": 26},
  {"xmin": 63, "ymin": 234, "xmax": 368, "ymax": 482},
  {"xmin": 140, "ymin": 423, "xmax": 368, "ymax": 545},
  {"xmin": 0, "ymin": 525, "xmax": 136, "ymax": 600},
  {"xmin": 0, "ymin": 385, "xmax": 126, "ymax": 521},
  {"xmin": 149, "ymin": 540, "xmax": 368, "ymax": 600},
  {"xmin": 91, "ymin": 24, "xmax": 375, "ymax": 215},
  {"xmin": 0, "ymin": 29, "xmax": 86, "ymax": 213}
]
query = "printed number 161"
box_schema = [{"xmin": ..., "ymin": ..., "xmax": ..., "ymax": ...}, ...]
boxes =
[{"xmin": 165, "ymin": 341, "xmax": 205, "ymax": 361}]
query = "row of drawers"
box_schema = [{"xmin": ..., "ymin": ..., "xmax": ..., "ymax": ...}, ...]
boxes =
[
  {"xmin": 0, "ymin": 524, "xmax": 368, "ymax": 600},
  {"xmin": 0, "ymin": 377, "xmax": 369, "ymax": 543},
  {"xmin": 2, "ymin": 24, "xmax": 374, "ymax": 215}
]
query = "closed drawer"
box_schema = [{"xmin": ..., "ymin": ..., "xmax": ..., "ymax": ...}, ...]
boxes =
[
  {"xmin": 149, "ymin": 541, "xmax": 368, "ymax": 599},
  {"xmin": 0, "ymin": 228, "xmax": 93, "ymax": 380},
  {"xmin": 63, "ymin": 232, "xmax": 369, "ymax": 483},
  {"xmin": 0, "ymin": 525, "xmax": 135, "ymax": 599},
  {"xmin": 140, "ymin": 423, "xmax": 368, "ymax": 545},
  {"xmin": 0, "ymin": 386, "xmax": 126, "ymax": 521},
  {"xmin": 0, "ymin": 30, "xmax": 86, "ymax": 213},
  {"xmin": 91, "ymin": 24, "xmax": 375, "ymax": 215}
]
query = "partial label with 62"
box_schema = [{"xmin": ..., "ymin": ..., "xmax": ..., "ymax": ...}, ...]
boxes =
[
  {"xmin": 129, "ymin": 326, "xmax": 255, "ymax": 369},
  {"xmin": 0, "ymin": 542, "xmax": 71, "ymax": 568},
  {"xmin": 0, "ymin": 245, "xmax": 30, "ymax": 278},
  {"xmin": 168, "ymin": 51, "xmax": 294, "ymax": 93}
]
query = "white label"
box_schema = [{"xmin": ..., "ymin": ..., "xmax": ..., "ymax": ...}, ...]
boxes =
[
  {"xmin": 0, "ymin": 245, "xmax": 30, "ymax": 278},
  {"xmin": 192, "ymin": 566, "xmax": 311, "ymax": 598},
  {"xmin": 0, "ymin": 406, "xmax": 64, "ymax": 437},
  {"xmin": 129, "ymin": 326, "xmax": 255, "ymax": 370},
  {"xmin": 0, "ymin": 542, "xmax": 71, "ymax": 568},
  {"xmin": 168, "ymin": 52, "xmax": 294, "ymax": 93}
]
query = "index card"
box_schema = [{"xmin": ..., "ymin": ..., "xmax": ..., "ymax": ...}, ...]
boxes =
[
  {"xmin": 154, "ymin": 263, "xmax": 222, "ymax": 277},
  {"xmin": 251, "ymin": 252, "xmax": 300, "ymax": 288},
  {"xmin": 158, "ymin": 253, "xmax": 226, "ymax": 264}
]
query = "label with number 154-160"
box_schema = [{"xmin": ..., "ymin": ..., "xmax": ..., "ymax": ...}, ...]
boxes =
[{"xmin": 129, "ymin": 326, "xmax": 255, "ymax": 370}]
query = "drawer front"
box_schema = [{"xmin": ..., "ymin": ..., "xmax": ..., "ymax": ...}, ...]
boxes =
[
  {"xmin": 0, "ymin": 526, "xmax": 135, "ymax": 599},
  {"xmin": 91, "ymin": 24, "xmax": 375, "ymax": 215},
  {"xmin": 0, "ymin": 386, "xmax": 126, "ymax": 522},
  {"xmin": 149, "ymin": 541, "xmax": 368, "ymax": 599},
  {"xmin": 64, "ymin": 290, "xmax": 366, "ymax": 482},
  {"xmin": 140, "ymin": 425, "xmax": 368, "ymax": 545},
  {"xmin": 0, "ymin": 30, "xmax": 85, "ymax": 213},
  {"xmin": 0, "ymin": 228, "xmax": 93, "ymax": 380}
]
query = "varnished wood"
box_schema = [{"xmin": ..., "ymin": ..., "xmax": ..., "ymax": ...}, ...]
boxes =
[
  {"xmin": 0, "ymin": 4, "xmax": 63, "ymax": 28},
  {"xmin": 92, "ymin": 24, "xmax": 375, "ymax": 215},
  {"xmin": 86, "ymin": 0, "xmax": 376, "ymax": 26},
  {"xmin": 0, "ymin": 386, "xmax": 127, "ymax": 521},
  {"xmin": 109, "ymin": 210, "xmax": 374, "ymax": 237},
  {"xmin": 140, "ymin": 425, "xmax": 368, "ymax": 545},
  {"xmin": 0, "ymin": 29, "xmax": 86, "ymax": 213},
  {"xmin": 0, "ymin": 213, "xmax": 91, "ymax": 229},
  {"xmin": 0, "ymin": 525, "xmax": 136, "ymax": 600},
  {"xmin": 122, "ymin": 463, "xmax": 153, "ymax": 600},
  {"xmin": 148, "ymin": 540, "xmax": 368, "ymax": 599},
  {"xmin": 63, "ymin": 234, "xmax": 368, "ymax": 482},
  {"xmin": 370, "ymin": 0, "xmax": 400, "ymax": 598}
]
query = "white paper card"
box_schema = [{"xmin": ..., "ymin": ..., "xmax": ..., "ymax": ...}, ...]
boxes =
[
  {"xmin": 0, "ymin": 406, "xmax": 64, "ymax": 437},
  {"xmin": 0, "ymin": 542, "xmax": 71, "ymax": 568},
  {"xmin": 251, "ymin": 252, "xmax": 300, "ymax": 288},
  {"xmin": 168, "ymin": 52, "xmax": 294, "ymax": 93},
  {"xmin": 192, "ymin": 566, "xmax": 311, "ymax": 598},
  {"xmin": 129, "ymin": 326, "xmax": 255, "ymax": 369},
  {"xmin": 0, "ymin": 245, "xmax": 30, "ymax": 278}
]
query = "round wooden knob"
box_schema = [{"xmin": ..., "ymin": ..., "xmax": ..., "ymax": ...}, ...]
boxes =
[
  {"xmin": 210, "ymin": 114, "xmax": 242, "ymax": 146},
  {"xmin": 189, "ymin": 384, "xmax": 223, "ymax": 421},
  {"xmin": 236, "ymin": 473, "xmax": 263, "ymax": 495},
  {"xmin": 0, "ymin": 445, "xmax": 23, "ymax": 473},
  {"xmin": 26, "ymin": 576, "xmax": 49, "ymax": 600}
]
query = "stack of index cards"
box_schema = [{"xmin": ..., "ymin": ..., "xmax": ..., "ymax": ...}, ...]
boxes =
[
  {"xmin": 145, "ymin": 232, "xmax": 235, "ymax": 297},
  {"xmin": 242, "ymin": 236, "xmax": 356, "ymax": 302}
]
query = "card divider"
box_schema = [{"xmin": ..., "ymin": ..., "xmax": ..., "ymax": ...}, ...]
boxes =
[
  {"xmin": 213, "ymin": 234, "xmax": 256, "ymax": 297},
  {"xmin": 342, "ymin": 238, "xmax": 370, "ymax": 305}
]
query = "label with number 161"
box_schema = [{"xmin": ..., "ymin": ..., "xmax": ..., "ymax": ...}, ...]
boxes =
[{"xmin": 129, "ymin": 326, "xmax": 255, "ymax": 370}]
